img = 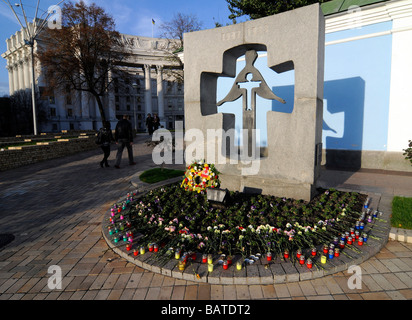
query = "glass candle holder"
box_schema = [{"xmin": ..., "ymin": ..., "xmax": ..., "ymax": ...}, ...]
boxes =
[
  {"xmin": 207, "ymin": 254, "xmax": 213, "ymax": 265},
  {"xmin": 175, "ymin": 249, "xmax": 181, "ymax": 260},
  {"xmin": 267, "ymin": 252, "xmax": 272, "ymax": 261},
  {"xmin": 236, "ymin": 261, "xmax": 242, "ymax": 271},
  {"xmin": 311, "ymin": 248, "xmax": 317, "ymax": 256},
  {"xmin": 223, "ymin": 260, "xmax": 228, "ymax": 270},
  {"xmin": 154, "ymin": 244, "xmax": 159, "ymax": 252},
  {"xmin": 306, "ymin": 258, "xmax": 313, "ymax": 269},
  {"xmin": 284, "ymin": 250, "xmax": 289, "ymax": 259},
  {"xmin": 208, "ymin": 263, "xmax": 214, "ymax": 272},
  {"xmin": 140, "ymin": 246, "xmax": 145, "ymax": 255},
  {"xmin": 202, "ymin": 254, "xmax": 207, "ymax": 264},
  {"xmin": 321, "ymin": 255, "xmax": 327, "ymax": 264}
]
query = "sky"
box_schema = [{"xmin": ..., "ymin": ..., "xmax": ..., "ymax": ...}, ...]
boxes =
[{"xmin": 0, "ymin": 0, "xmax": 240, "ymax": 96}]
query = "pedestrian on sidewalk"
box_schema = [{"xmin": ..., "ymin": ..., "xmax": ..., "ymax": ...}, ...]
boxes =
[
  {"xmin": 146, "ymin": 113, "xmax": 154, "ymax": 135},
  {"xmin": 114, "ymin": 115, "xmax": 136, "ymax": 169},
  {"xmin": 153, "ymin": 113, "xmax": 160, "ymax": 132},
  {"xmin": 97, "ymin": 121, "xmax": 114, "ymax": 168}
]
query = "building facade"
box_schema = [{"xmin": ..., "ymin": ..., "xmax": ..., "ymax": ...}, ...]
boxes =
[{"xmin": 1, "ymin": 30, "xmax": 184, "ymax": 132}]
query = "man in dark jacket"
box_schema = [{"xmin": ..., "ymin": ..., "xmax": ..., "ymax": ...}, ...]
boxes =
[{"xmin": 114, "ymin": 115, "xmax": 136, "ymax": 169}]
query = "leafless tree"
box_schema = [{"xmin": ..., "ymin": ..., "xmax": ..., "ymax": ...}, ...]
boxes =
[
  {"xmin": 37, "ymin": 0, "xmax": 130, "ymax": 126},
  {"xmin": 159, "ymin": 13, "xmax": 203, "ymax": 83}
]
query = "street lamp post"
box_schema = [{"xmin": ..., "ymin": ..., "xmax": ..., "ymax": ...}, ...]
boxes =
[{"xmin": 2, "ymin": 0, "xmax": 65, "ymax": 135}]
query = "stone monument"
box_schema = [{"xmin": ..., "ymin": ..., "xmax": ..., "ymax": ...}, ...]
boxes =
[{"xmin": 183, "ymin": 4, "xmax": 325, "ymax": 201}]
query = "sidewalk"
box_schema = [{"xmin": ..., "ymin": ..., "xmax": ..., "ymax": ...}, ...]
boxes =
[{"xmin": 0, "ymin": 136, "xmax": 411, "ymax": 300}]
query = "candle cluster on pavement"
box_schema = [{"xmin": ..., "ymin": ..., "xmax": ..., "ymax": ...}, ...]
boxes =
[{"xmin": 106, "ymin": 190, "xmax": 382, "ymax": 274}]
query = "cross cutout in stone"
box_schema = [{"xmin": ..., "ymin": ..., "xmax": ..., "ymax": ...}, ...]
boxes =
[{"xmin": 217, "ymin": 50, "xmax": 286, "ymax": 157}]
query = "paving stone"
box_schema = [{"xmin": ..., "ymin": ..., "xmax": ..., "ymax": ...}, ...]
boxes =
[
  {"xmin": 170, "ymin": 286, "xmax": 185, "ymax": 300},
  {"xmin": 280, "ymin": 261, "xmax": 299, "ymax": 282},
  {"xmin": 270, "ymin": 262, "xmax": 286, "ymax": 283},
  {"xmin": 245, "ymin": 264, "xmax": 260, "ymax": 285},
  {"xmin": 158, "ymin": 286, "xmax": 174, "ymax": 300},
  {"xmin": 273, "ymin": 283, "xmax": 290, "ymax": 298},
  {"xmin": 248, "ymin": 284, "xmax": 264, "ymax": 299},
  {"xmin": 286, "ymin": 282, "xmax": 304, "ymax": 297},
  {"xmin": 236, "ymin": 285, "xmax": 251, "ymax": 300}
]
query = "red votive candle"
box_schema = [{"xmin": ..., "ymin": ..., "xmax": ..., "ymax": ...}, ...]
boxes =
[
  {"xmin": 311, "ymin": 248, "xmax": 317, "ymax": 256},
  {"xmin": 223, "ymin": 260, "xmax": 228, "ymax": 270},
  {"xmin": 267, "ymin": 252, "xmax": 272, "ymax": 261}
]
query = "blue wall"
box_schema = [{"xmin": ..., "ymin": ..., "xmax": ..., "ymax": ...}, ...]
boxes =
[{"xmin": 216, "ymin": 21, "xmax": 393, "ymax": 151}]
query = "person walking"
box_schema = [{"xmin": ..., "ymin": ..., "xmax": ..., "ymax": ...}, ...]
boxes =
[
  {"xmin": 153, "ymin": 113, "xmax": 160, "ymax": 132},
  {"xmin": 146, "ymin": 113, "xmax": 154, "ymax": 135},
  {"xmin": 97, "ymin": 121, "xmax": 114, "ymax": 168},
  {"xmin": 114, "ymin": 115, "xmax": 136, "ymax": 169}
]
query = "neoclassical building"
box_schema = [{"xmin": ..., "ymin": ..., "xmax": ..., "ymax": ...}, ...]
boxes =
[{"xmin": 1, "ymin": 27, "xmax": 184, "ymax": 132}]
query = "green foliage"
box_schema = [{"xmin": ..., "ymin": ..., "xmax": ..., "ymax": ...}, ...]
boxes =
[
  {"xmin": 139, "ymin": 168, "xmax": 185, "ymax": 184},
  {"xmin": 226, "ymin": 0, "xmax": 327, "ymax": 19},
  {"xmin": 391, "ymin": 196, "xmax": 412, "ymax": 230},
  {"xmin": 403, "ymin": 140, "xmax": 412, "ymax": 165}
]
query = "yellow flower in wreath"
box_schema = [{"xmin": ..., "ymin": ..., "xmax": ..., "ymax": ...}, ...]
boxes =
[{"xmin": 181, "ymin": 160, "xmax": 220, "ymax": 192}]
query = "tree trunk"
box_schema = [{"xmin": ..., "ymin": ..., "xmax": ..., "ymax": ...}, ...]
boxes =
[{"xmin": 92, "ymin": 92, "xmax": 107, "ymax": 127}]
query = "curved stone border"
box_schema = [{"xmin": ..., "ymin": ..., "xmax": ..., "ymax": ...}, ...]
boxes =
[{"xmin": 101, "ymin": 181, "xmax": 391, "ymax": 284}]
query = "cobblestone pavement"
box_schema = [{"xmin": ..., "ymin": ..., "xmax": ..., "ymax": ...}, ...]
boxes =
[{"xmin": 1, "ymin": 134, "xmax": 412, "ymax": 300}]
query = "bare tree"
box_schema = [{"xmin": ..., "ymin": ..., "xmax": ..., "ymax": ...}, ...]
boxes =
[
  {"xmin": 159, "ymin": 12, "xmax": 203, "ymax": 49},
  {"xmin": 159, "ymin": 13, "xmax": 203, "ymax": 83},
  {"xmin": 37, "ymin": 0, "xmax": 129, "ymax": 126}
]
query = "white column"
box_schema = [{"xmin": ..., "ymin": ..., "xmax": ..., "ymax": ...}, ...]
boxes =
[
  {"xmin": 23, "ymin": 57, "xmax": 30, "ymax": 89},
  {"xmin": 6, "ymin": 65, "xmax": 14, "ymax": 95},
  {"xmin": 156, "ymin": 65, "xmax": 165, "ymax": 121},
  {"xmin": 144, "ymin": 64, "xmax": 152, "ymax": 115},
  {"xmin": 18, "ymin": 61, "xmax": 24, "ymax": 91},
  {"xmin": 12, "ymin": 64, "xmax": 19, "ymax": 93}
]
